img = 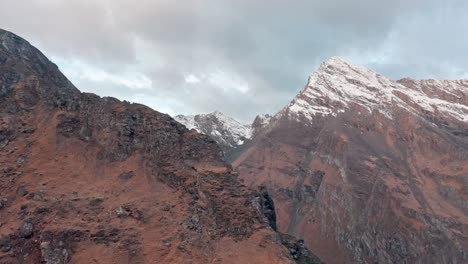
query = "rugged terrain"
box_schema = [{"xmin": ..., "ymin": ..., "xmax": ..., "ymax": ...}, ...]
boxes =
[
  {"xmin": 174, "ymin": 111, "xmax": 252, "ymax": 153},
  {"xmin": 175, "ymin": 112, "xmax": 273, "ymax": 156},
  {"xmin": 3, "ymin": 26, "xmax": 467, "ymax": 264},
  {"xmin": 233, "ymin": 57, "xmax": 468, "ymax": 263},
  {"xmin": 0, "ymin": 29, "xmax": 321, "ymax": 264}
]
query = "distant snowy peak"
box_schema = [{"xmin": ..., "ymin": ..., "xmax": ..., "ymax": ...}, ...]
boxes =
[
  {"xmin": 175, "ymin": 57, "xmax": 467, "ymax": 151},
  {"xmin": 281, "ymin": 56, "xmax": 468, "ymax": 123},
  {"xmin": 174, "ymin": 111, "xmax": 252, "ymax": 151},
  {"xmin": 173, "ymin": 114, "xmax": 197, "ymax": 130}
]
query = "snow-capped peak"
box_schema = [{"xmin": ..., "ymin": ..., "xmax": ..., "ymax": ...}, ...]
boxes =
[
  {"xmin": 174, "ymin": 111, "xmax": 252, "ymax": 151},
  {"xmin": 318, "ymin": 56, "xmax": 360, "ymax": 73},
  {"xmin": 281, "ymin": 57, "xmax": 468, "ymax": 123}
]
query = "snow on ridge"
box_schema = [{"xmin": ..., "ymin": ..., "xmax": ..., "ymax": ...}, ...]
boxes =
[
  {"xmin": 398, "ymin": 78, "xmax": 468, "ymax": 105},
  {"xmin": 282, "ymin": 56, "xmax": 468, "ymax": 123},
  {"xmin": 207, "ymin": 111, "xmax": 252, "ymax": 140},
  {"xmin": 174, "ymin": 111, "xmax": 252, "ymax": 148},
  {"xmin": 175, "ymin": 57, "xmax": 467, "ymax": 147},
  {"xmin": 174, "ymin": 114, "xmax": 197, "ymax": 130}
]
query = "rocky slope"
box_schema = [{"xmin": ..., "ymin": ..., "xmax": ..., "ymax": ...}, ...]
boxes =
[
  {"xmin": 0, "ymin": 29, "xmax": 321, "ymax": 264},
  {"xmin": 233, "ymin": 57, "xmax": 468, "ymax": 263}
]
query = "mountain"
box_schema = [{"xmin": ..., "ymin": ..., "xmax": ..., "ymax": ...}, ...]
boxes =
[
  {"xmin": 174, "ymin": 111, "xmax": 253, "ymax": 153},
  {"xmin": 233, "ymin": 57, "xmax": 468, "ymax": 263},
  {"xmin": 0, "ymin": 29, "xmax": 321, "ymax": 264},
  {"xmin": 280, "ymin": 57, "xmax": 467, "ymax": 124}
]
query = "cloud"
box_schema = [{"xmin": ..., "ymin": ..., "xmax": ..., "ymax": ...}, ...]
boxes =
[
  {"xmin": 1, "ymin": 0, "xmax": 467, "ymax": 122},
  {"xmin": 54, "ymin": 58, "xmax": 153, "ymax": 91}
]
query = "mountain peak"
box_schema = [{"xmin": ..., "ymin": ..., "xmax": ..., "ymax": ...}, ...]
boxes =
[
  {"xmin": 281, "ymin": 57, "xmax": 468, "ymax": 123},
  {"xmin": 210, "ymin": 110, "xmax": 227, "ymax": 118},
  {"xmin": 282, "ymin": 57, "xmax": 393, "ymax": 121},
  {"xmin": 0, "ymin": 28, "xmax": 22, "ymax": 50},
  {"xmin": 0, "ymin": 28, "xmax": 49, "ymax": 65},
  {"xmin": 0, "ymin": 28, "xmax": 79, "ymax": 102},
  {"xmin": 174, "ymin": 111, "xmax": 252, "ymax": 152},
  {"xmin": 320, "ymin": 56, "xmax": 350, "ymax": 68},
  {"xmin": 316, "ymin": 56, "xmax": 363, "ymax": 74},
  {"xmin": 313, "ymin": 56, "xmax": 380, "ymax": 83}
]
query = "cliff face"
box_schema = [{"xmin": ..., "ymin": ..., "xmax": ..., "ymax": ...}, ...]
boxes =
[
  {"xmin": 0, "ymin": 29, "xmax": 315, "ymax": 264},
  {"xmin": 233, "ymin": 57, "xmax": 468, "ymax": 263}
]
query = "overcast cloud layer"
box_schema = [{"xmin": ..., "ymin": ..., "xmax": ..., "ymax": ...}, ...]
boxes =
[{"xmin": 1, "ymin": 0, "xmax": 467, "ymax": 122}]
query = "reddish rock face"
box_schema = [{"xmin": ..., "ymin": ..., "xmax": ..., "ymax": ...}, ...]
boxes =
[
  {"xmin": 234, "ymin": 58, "xmax": 468, "ymax": 263},
  {"xmin": 0, "ymin": 29, "xmax": 313, "ymax": 264}
]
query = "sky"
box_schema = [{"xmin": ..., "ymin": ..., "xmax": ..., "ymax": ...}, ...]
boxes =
[{"xmin": 1, "ymin": 0, "xmax": 467, "ymax": 122}]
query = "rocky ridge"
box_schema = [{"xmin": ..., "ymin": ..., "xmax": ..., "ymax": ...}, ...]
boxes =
[
  {"xmin": 174, "ymin": 111, "xmax": 251, "ymax": 152},
  {"xmin": 175, "ymin": 111, "xmax": 272, "ymax": 154},
  {"xmin": 280, "ymin": 56, "xmax": 467, "ymax": 123},
  {"xmin": 0, "ymin": 29, "xmax": 321, "ymax": 264}
]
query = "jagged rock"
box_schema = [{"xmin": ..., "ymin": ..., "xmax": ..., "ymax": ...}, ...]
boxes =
[
  {"xmin": 253, "ymin": 186, "xmax": 323, "ymax": 264},
  {"xmin": 32, "ymin": 193, "xmax": 42, "ymax": 201},
  {"xmin": 0, "ymin": 235, "xmax": 11, "ymax": 252},
  {"xmin": 251, "ymin": 114, "xmax": 272, "ymax": 138},
  {"xmin": 116, "ymin": 206, "xmax": 125, "ymax": 217},
  {"xmin": 280, "ymin": 234, "xmax": 322, "ymax": 264},
  {"xmin": 252, "ymin": 186, "xmax": 277, "ymax": 231},
  {"xmin": 39, "ymin": 231, "xmax": 84, "ymax": 264},
  {"xmin": 20, "ymin": 221, "xmax": 33, "ymax": 238},
  {"xmin": 40, "ymin": 239, "xmax": 70, "ymax": 264},
  {"xmin": 16, "ymin": 185, "xmax": 28, "ymax": 196},
  {"xmin": 162, "ymin": 239, "xmax": 171, "ymax": 247}
]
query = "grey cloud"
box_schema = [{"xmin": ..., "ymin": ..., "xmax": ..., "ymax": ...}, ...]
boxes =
[
  {"xmin": 1, "ymin": 0, "xmax": 467, "ymax": 122},
  {"xmin": 0, "ymin": 0, "xmax": 135, "ymax": 66}
]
